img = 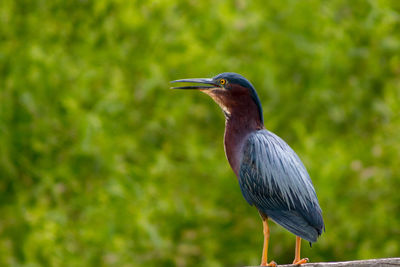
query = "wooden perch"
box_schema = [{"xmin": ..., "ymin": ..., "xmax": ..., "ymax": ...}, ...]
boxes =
[{"xmin": 247, "ymin": 257, "xmax": 400, "ymax": 267}]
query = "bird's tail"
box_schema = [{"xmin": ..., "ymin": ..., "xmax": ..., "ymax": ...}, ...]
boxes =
[{"xmin": 265, "ymin": 209, "xmax": 321, "ymax": 243}]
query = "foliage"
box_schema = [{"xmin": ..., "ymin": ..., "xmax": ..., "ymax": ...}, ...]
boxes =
[{"xmin": 1, "ymin": 0, "xmax": 399, "ymax": 266}]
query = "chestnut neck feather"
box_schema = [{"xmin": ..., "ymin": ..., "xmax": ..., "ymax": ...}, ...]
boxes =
[{"xmin": 223, "ymin": 93, "xmax": 264, "ymax": 177}]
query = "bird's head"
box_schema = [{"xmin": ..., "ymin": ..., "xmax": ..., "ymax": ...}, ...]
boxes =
[{"xmin": 171, "ymin": 72, "xmax": 264, "ymax": 124}]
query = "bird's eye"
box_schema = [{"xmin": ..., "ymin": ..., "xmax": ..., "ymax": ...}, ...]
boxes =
[{"xmin": 220, "ymin": 79, "xmax": 226, "ymax": 85}]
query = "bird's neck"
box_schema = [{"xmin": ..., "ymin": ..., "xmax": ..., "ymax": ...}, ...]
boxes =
[{"xmin": 224, "ymin": 107, "xmax": 264, "ymax": 176}]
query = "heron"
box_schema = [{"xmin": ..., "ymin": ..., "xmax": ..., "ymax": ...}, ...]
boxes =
[{"xmin": 171, "ymin": 72, "xmax": 324, "ymax": 266}]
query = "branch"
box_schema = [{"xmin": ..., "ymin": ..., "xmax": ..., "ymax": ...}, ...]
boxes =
[{"xmin": 247, "ymin": 258, "xmax": 400, "ymax": 267}]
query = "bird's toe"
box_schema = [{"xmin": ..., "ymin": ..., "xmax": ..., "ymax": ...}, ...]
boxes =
[
  {"xmin": 292, "ymin": 258, "xmax": 309, "ymax": 265},
  {"xmin": 261, "ymin": 260, "xmax": 277, "ymax": 267}
]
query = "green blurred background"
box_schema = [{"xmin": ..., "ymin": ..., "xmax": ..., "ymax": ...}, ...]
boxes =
[{"xmin": 1, "ymin": 0, "xmax": 400, "ymax": 266}]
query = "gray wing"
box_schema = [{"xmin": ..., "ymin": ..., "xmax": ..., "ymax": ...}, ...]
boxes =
[{"xmin": 239, "ymin": 130, "xmax": 324, "ymax": 243}]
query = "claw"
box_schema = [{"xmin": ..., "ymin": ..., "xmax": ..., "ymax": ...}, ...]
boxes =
[
  {"xmin": 261, "ymin": 260, "xmax": 277, "ymax": 266},
  {"xmin": 292, "ymin": 258, "xmax": 309, "ymax": 265}
]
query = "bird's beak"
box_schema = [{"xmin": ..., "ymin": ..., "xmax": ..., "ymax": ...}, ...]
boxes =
[{"xmin": 170, "ymin": 78, "xmax": 218, "ymax": 90}]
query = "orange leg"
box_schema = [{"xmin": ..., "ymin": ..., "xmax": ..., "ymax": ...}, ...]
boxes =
[
  {"xmin": 292, "ymin": 236, "xmax": 309, "ymax": 265},
  {"xmin": 260, "ymin": 218, "xmax": 276, "ymax": 266}
]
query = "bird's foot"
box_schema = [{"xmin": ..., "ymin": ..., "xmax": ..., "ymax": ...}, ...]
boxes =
[
  {"xmin": 260, "ymin": 260, "xmax": 277, "ymax": 266},
  {"xmin": 292, "ymin": 258, "xmax": 309, "ymax": 265}
]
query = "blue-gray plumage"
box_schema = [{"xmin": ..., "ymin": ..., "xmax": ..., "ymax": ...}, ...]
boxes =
[
  {"xmin": 239, "ymin": 130, "xmax": 324, "ymax": 243},
  {"xmin": 171, "ymin": 72, "xmax": 324, "ymax": 266}
]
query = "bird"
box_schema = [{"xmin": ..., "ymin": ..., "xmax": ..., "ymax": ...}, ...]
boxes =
[{"xmin": 170, "ymin": 72, "xmax": 324, "ymax": 266}]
